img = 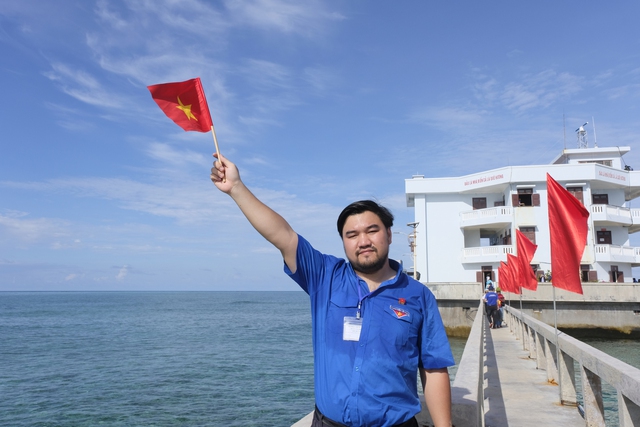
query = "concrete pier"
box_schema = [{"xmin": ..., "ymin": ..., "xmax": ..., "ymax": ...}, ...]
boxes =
[
  {"xmin": 483, "ymin": 326, "xmax": 583, "ymax": 426},
  {"xmin": 292, "ymin": 302, "xmax": 640, "ymax": 426}
]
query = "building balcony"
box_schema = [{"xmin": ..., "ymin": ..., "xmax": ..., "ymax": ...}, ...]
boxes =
[
  {"xmin": 462, "ymin": 245, "xmax": 514, "ymax": 264},
  {"xmin": 630, "ymin": 209, "xmax": 640, "ymax": 234},
  {"xmin": 590, "ymin": 204, "xmax": 632, "ymax": 227},
  {"xmin": 460, "ymin": 207, "xmax": 513, "ymax": 230},
  {"xmin": 594, "ymin": 244, "xmax": 640, "ymax": 265}
]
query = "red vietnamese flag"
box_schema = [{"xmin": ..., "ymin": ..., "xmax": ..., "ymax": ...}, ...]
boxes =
[
  {"xmin": 147, "ymin": 77, "xmax": 213, "ymax": 132},
  {"xmin": 516, "ymin": 229, "xmax": 539, "ymax": 290},
  {"xmin": 506, "ymin": 252, "xmax": 522, "ymax": 294},
  {"xmin": 547, "ymin": 173, "xmax": 590, "ymax": 294},
  {"xmin": 498, "ymin": 261, "xmax": 511, "ymax": 293}
]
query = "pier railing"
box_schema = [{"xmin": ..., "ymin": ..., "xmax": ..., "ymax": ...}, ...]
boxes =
[
  {"xmin": 505, "ymin": 305, "xmax": 640, "ymax": 426},
  {"xmin": 448, "ymin": 301, "xmax": 485, "ymax": 427},
  {"xmin": 292, "ymin": 302, "xmax": 640, "ymax": 427}
]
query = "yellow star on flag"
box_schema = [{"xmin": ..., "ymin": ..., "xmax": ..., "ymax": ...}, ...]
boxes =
[
  {"xmin": 148, "ymin": 77, "xmax": 212, "ymax": 132},
  {"xmin": 176, "ymin": 96, "xmax": 198, "ymax": 121}
]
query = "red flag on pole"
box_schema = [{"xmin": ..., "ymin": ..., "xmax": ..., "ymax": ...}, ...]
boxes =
[
  {"xmin": 505, "ymin": 252, "xmax": 522, "ymax": 294},
  {"xmin": 498, "ymin": 261, "xmax": 510, "ymax": 293},
  {"xmin": 147, "ymin": 77, "xmax": 213, "ymax": 132},
  {"xmin": 547, "ymin": 173, "xmax": 590, "ymax": 294},
  {"xmin": 516, "ymin": 229, "xmax": 539, "ymax": 291}
]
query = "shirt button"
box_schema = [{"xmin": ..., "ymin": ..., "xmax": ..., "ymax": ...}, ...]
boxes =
[{"xmin": 355, "ymin": 367, "xmax": 359, "ymax": 371}]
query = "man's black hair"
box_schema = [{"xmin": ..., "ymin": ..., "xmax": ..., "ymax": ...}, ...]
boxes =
[{"xmin": 337, "ymin": 200, "xmax": 394, "ymax": 236}]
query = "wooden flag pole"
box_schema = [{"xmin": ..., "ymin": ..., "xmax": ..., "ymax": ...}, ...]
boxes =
[
  {"xmin": 210, "ymin": 124, "xmax": 221, "ymax": 159},
  {"xmin": 210, "ymin": 123, "xmax": 225, "ymax": 183}
]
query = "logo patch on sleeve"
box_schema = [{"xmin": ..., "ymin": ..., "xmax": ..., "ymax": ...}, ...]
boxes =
[{"xmin": 390, "ymin": 305, "xmax": 410, "ymax": 319}]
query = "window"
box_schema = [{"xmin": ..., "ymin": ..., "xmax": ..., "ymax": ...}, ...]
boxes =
[
  {"xmin": 579, "ymin": 160, "xmax": 612, "ymax": 167},
  {"xmin": 581, "ymin": 265, "xmax": 590, "ymax": 282},
  {"xmin": 519, "ymin": 227, "xmax": 536, "ymax": 245},
  {"xmin": 472, "ymin": 197, "xmax": 487, "ymax": 210},
  {"xmin": 596, "ymin": 230, "xmax": 612, "ymax": 245},
  {"xmin": 567, "ymin": 187, "xmax": 584, "ymax": 204},
  {"xmin": 518, "ymin": 189, "xmax": 532, "ymax": 206},
  {"xmin": 610, "ymin": 265, "xmax": 623, "ymax": 283},
  {"xmin": 512, "ymin": 189, "xmax": 540, "ymax": 207},
  {"xmin": 592, "ymin": 194, "xmax": 609, "ymax": 205}
]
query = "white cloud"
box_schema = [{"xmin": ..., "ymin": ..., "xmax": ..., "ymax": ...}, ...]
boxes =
[
  {"xmin": 43, "ymin": 62, "xmax": 131, "ymax": 109},
  {"xmin": 471, "ymin": 69, "xmax": 585, "ymax": 114},
  {"xmin": 116, "ymin": 265, "xmax": 129, "ymax": 281},
  {"xmin": 0, "ymin": 210, "xmax": 70, "ymax": 243},
  {"xmin": 224, "ymin": 0, "xmax": 344, "ymax": 36},
  {"xmin": 145, "ymin": 143, "xmax": 208, "ymax": 166}
]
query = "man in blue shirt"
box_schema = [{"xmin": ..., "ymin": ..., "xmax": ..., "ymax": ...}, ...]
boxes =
[
  {"xmin": 483, "ymin": 286, "xmax": 499, "ymax": 328},
  {"xmin": 211, "ymin": 154, "xmax": 454, "ymax": 427}
]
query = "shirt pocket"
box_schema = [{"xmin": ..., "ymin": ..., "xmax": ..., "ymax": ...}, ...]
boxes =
[
  {"xmin": 379, "ymin": 305, "xmax": 418, "ymax": 348},
  {"xmin": 327, "ymin": 293, "xmax": 358, "ymax": 337}
]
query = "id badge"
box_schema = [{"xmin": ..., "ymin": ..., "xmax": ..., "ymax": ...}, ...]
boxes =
[{"xmin": 343, "ymin": 316, "xmax": 363, "ymax": 341}]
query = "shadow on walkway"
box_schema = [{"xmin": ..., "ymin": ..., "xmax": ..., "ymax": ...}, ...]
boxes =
[{"xmin": 483, "ymin": 326, "xmax": 509, "ymax": 426}]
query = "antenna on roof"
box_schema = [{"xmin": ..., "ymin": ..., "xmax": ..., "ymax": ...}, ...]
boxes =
[
  {"xmin": 592, "ymin": 116, "xmax": 598, "ymax": 147},
  {"xmin": 576, "ymin": 122, "xmax": 588, "ymax": 148}
]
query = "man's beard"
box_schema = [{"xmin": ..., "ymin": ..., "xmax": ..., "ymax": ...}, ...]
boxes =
[{"xmin": 351, "ymin": 248, "xmax": 389, "ymax": 275}]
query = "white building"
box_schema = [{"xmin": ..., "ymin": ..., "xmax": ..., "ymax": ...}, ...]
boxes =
[{"xmin": 405, "ymin": 145, "xmax": 640, "ymax": 286}]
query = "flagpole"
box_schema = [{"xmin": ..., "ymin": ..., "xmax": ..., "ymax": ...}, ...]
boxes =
[
  {"xmin": 210, "ymin": 124, "xmax": 221, "ymax": 159},
  {"xmin": 553, "ymin": 284, "xmax": 563, "ymax": 402},
  {"xmin": 210, "ymin": 124, "xmax": 224, "ymax": 183},
  {"xmin": 518, "ymin": 289, "xmax": 524, "ymax": 344}
]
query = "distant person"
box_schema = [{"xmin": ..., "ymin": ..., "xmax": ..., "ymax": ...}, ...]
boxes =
[
  {"xmin": 210, "ymin": 154, "xmax": 454, "ymax": 427},
  {"xmin": 483, "ymin": 286, "xmax": 499, "ymax": 328},
  {"xmin": 496, "ymin": 288, "xmax": 506, "ymax": 328},
  {"xmin": 485, "ymin": 277, "xmax": 493, "ymax": 290}
]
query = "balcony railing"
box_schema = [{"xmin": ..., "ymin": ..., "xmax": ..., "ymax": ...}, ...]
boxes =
[
  {"xmin": 594, "ymin": 244, "xmax": 640, "ymax": 263},
  {"xmin": 590, "ymin": 204, "xmax": 632, "ymax": 226},
  {"xmin": 462, "ymin": 245, "xmax": 514, "ymax": 263},
  {"xmin": 460, "ymin": 207, "xmax": 512, "ymax": 228}
]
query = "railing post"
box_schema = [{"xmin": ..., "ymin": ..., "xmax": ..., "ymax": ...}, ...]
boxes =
[
  {"xmin": 528, "ymin": 327, "xmax": 536, "ymax": 359},
  {"xmin": 529, "ymin": 327, "xmax": 539, "ymax": 367},
  {"xmin": 535, "ymin": 331, "xmax": 546, "ymax": 370},
  {"xmin": 581, "ymin": 365, "xmax": 605, "ymax": 426},
  {"xmin": 558, "ymin": 350, "xmax": 577, "ymax": 406},
  {"xmin": 522, "ymin": 324, "xmax": 529, "ymax": 351},
  {"xmin": 545, "ymin": 338, "xmax": 558, "ymax": 383},
  {"xmin": 618, "ymin": 391, "xmax": 640, "ymax": 426}
]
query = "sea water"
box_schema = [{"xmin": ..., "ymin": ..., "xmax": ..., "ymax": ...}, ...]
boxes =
[
  {"xmin": 573, "ymin": 336, "xmax": 640, "ymax": 426},
  {"xmin": 0, "ymin": 292, "xmax": 466, "ymax": 427}
]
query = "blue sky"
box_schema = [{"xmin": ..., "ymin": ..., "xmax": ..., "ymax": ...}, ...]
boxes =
[{"xmin": 2, "ymin": 1, "xmax": 640, "ymax": 291}]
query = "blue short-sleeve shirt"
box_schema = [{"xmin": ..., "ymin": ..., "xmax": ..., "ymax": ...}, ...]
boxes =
[
  {"xmin": 485, "ymin": 291, "xmax": 498, "ymax": 307},
  {"xmin": 285, "ymin": 235, "xmax": 454, "ymax": 427}
]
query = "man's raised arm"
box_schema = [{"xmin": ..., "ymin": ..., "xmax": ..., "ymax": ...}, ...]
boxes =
[{"xmin": 210, "ymin": 154, "xmax": 298, "ymax": 273}]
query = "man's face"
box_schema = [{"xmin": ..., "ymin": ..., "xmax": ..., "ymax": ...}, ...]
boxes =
[{"xmin": 341, "ymin": 211, "xmax": 392, "ymax": 274}]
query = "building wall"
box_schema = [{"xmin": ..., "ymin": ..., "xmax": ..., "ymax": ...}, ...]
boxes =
[
  {"xmin": 423, "ymin": 194, "xmax": 468, "ymax": 282},
  {"xmin": 407, "ymin": 147, "xmax": 640, "ymax": 286}
]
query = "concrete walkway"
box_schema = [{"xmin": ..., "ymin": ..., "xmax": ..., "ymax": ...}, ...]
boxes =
[{"xmin": 484, "ymin": 325, "xmax": 585, "ymax": 427}]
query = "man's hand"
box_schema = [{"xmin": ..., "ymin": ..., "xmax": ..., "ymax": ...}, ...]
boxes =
[{"xmin": 210, "ymin": 153, "xmax": 238, "ymax": 194}]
